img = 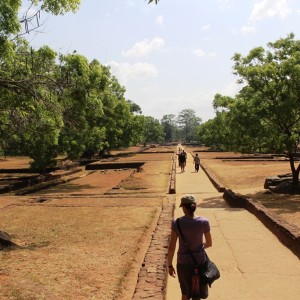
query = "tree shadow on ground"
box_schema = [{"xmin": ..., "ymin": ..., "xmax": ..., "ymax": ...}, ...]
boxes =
[
  {"xmin": 245, "ymin": 190, "xmax": 300, "ymax": 215},
  {"xmin": 32, "ymin": 183, "xmax": 100, "ymax": 195},
  {"xmin": 198, "ymin": 196, "xmax": 228, "ymax": 209}
]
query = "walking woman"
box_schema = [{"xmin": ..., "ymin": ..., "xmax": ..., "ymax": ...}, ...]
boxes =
[{"xmin": 167, "ymin": 195, "xmax": 212, "ymax": 300}]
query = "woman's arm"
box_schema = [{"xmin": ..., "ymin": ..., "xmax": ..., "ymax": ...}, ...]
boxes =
[
  {"xmin": 203, "ymin": 231, "xmax": 212, "ymax": 249},
  {"xmin": 167, "ymin": 229, "xmax": 178, "ymax": 277}
]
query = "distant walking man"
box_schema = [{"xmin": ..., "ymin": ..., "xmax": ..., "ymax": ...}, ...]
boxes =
[
  {"xmin": 193, "ymin": 153, "xmax": 200, "ymax": 172},
  {"xmin": 178, "ymin": 150, "xmax": 187, "ymax": 172}
]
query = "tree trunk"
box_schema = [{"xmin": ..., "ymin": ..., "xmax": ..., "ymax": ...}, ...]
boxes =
[
  {"xmin": 296, "ymin": 162, "xmax": 300, "ymax": 184},
  {"xmin": 288, "ymin": 153, "xmax": 299, "ymax": 184}
]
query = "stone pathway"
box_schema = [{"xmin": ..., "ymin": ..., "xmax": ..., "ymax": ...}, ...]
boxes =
[{"xmin": 166, "ymin": 151, "xmax": 300, "ymax": 300}]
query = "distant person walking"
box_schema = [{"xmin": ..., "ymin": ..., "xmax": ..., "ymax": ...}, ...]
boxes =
[
  {"xmin": 193, "ymin": 153, "xmax": 200, "ymax": 172},
  {"xmin": 167, "ymin": 195, "xmax": 212, "ymax": 300},
  {"xmin": 177, "ymin": 144, "xmax": 183, "ymax": 165},
  {"xmin": 178, "ymin": 150, "xmax": 187, "ymax": 172},
  {"xmin": 177, "ymin": 149, "xmax": 182, "ymax": 165}
]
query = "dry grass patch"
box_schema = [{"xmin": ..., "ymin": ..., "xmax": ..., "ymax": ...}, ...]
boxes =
[
  {"xmin": 114, "ymin": 161, "xmax": 171, "ymax": 193},
  {"xmin": 245, "ymin": 191, "xmax": 300, "ymax": 229},
  {"xmin": 0, "ymin": 156, "xmax": 31, "ymax": 169},
  {"xmin": 0, "ymin": 205, "xmax": 159, "ymax": 300},
  {"xmin": 201, "ymin": 157, "xmax": 290, "ymax": 191}
]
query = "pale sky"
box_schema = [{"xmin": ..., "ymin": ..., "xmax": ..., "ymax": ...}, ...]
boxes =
[{"xmin": 21, "ymin": 0, "xmax": 300, "ymax": 122}]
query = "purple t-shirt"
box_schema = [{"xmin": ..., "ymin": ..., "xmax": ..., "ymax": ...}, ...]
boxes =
[{"xmin": 172, "ymin": 216, "xmax": 210, "ymax": 265}]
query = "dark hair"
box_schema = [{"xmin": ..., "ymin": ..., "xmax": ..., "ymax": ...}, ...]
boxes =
[{"xmin": 182, "ymin": 203, "xmax": 196, "ymax": 215}]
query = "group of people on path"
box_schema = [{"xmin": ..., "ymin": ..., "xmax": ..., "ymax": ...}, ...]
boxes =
[{"xmin": 177, "ymin": 148, "xmax": 201, "ymax": 173}]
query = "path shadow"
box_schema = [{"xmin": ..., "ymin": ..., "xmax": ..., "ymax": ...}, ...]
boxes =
[
  {"xmin": 32, "ymin": 183, "xmax": 97, "ymax": 195},
  {"xmin": 244, "ymin": 190, "xmax": 300, "ymax": 215},
  {"xmin": 198, "ymin": 196, "xmax": 228, "ymax": 208}
]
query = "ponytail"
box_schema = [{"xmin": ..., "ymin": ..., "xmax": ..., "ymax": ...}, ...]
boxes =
[{"xmin": 182, "ymin": 203, "xmax": 196, "ymax": 215}]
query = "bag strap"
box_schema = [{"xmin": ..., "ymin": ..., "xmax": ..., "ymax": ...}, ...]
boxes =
[
  {"xmin": 176, "ymin": 218, "xmax": 210, "ymax": 267},
  {"xmin": 176, "ymin": 218, "xmax": 199, "ymax": 266}
]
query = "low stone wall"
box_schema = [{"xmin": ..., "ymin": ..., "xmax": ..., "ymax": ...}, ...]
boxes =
[
  {"xmin": 85, "ymin": 162, "xmax": 144, "ymax": 170},
  {"xmin": 200, "ymin": 163, "xmax": 225, "ymax": 192},
  {"xmin": 132, "ymin": 202, "xmax": 174, "ymax": 299},
  {"xmin": 168, "ymin": 153, "xmax": 176, "ymax": 194},
  {"xmin": 223, "ymin": 189, "xmax": 300, "ymax": 259},
  {"xmin": 0, "ymin": 168, "xmax": 82, "ymax": 194}
]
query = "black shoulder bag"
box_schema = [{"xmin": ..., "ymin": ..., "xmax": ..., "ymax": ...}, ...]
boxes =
[{"xmin": 176, "ymin": 218, "xmax": 220, "ymax": 297}]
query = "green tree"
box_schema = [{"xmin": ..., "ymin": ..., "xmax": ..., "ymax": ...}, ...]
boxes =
[
  {"xmin": 58, "ymin": 56, "xmax": 139, "ymax": 159},
  {"xmin": 0, "ymin": 0, "xmax": 81, "ymax": 170},
  {"xmin": 127, "ymin": 100, "xmax": 142, "ymax": 114},
  {"xmin": 89, "ymin": 70, "xmax": 144, "ymax": 153},
  {"xmin": 0, "ymin": 40, "xmax": 64, "ymax": 170},
  {"xmin": 0, "ymin": 0, "xmax": 21, "ymax": 37},
  {"xmin": 203, "ymin": 93, "xmax": 268, "ymax": 152},
  {"xmin": 231, "ymin": 33, "xmax": 300, "ymax": 184},
  {"xmin": 0, "ymin": 0, "xmax": 81, "ymax": 94},
  {"xmin": 0, "ymin": 0, "xmax": 80, "ymax": 37},
  {"xmin": 57, "ymin": 54, "xmax": 106, "ymax": 159},
  {"xmin": 141, "ymin": 116, "xmax": 165, "ymax": 145},
  {"xmin": 0, "ymin": 41, "xmax": 141, "ymax": 169},
  {"xmin": 177, "ymin": 109, "xmax": 202, "ymax": 142},
  {"xmin": 161, "ymin": 114, "xmax": 177, "ymax": 143},
  {"xmin": 197, "ymin": 112, "xmax": 229, "ymax": 150},
  {"xmin": 121, "ymin": 114, "xmax": 145, "ymax": 147}
]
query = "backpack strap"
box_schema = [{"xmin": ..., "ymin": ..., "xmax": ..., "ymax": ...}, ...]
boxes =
[{"xmin": 176, "ymin": 218, "xmax": 199, "ymax": 266}]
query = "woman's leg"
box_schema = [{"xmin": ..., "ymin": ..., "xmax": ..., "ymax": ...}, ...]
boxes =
[{"xmin": 178, "ymin": 264, "xmax": 194, "ymax": 300}]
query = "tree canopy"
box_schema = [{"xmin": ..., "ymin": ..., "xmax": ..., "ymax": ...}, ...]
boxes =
[
  {"xmin": 160, "ymin": 110, "xmax": 202, "ymax": 143},
  {"xmin": 161, "ymin": 114, "xmax": 177, "ymax": 142},
  {"xmin": 0, "ymin": 38, "xmax": 146, "ymax": 169},
  {"xmin": 177, "ymin": 109, "xmax": 202, "ymax": 142},
  {"xmin": 0, "ymin": 0, "xmax": 80, "ymax": 38},
  {"xmin": 198, "ymin": 33, "xmax": 300, "ymax": 183},
  {"xmin": 0, "ymin": 1, "xmax": 166, "ymax": 171}
]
